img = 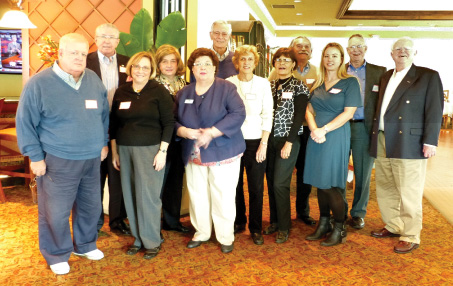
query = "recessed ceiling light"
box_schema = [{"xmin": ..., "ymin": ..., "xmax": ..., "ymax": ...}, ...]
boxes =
[
  {"xmin": 296, "ymin": 13, "xmax": 303, "ymax": 15},
  {"xmin": 299, "ymin": 23, "xmax": 304, "ymax": 25},
  {"xmin": 294, "ymin": 0, "xmax": 302, "ymax": 2},
  {"xmin": 358, "ymin": 23, "xmax": 363, "ymax": 26}
]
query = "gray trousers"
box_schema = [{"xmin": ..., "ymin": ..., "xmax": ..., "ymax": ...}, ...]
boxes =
[{"xmin": 119, "ymin": 145, "xmax": 164, "ymax": 249}]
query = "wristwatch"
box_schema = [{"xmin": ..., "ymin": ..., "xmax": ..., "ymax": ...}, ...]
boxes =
[{"xmin": 159, "ymin": 149, "xmax": 167, "ymax": 153}]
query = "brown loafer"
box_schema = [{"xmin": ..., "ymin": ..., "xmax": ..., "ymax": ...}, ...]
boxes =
[
  {"xmin": 394, "ymin": 241, "xmax": 419, "ymax": 254},
  {"xmin": 371, "ymin": 228, "xmax": 400, "ymax": 238}
]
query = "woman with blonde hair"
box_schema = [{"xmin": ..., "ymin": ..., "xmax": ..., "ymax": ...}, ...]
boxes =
[
  {"xmin": 155, "ymin": 44, "xmax": 189, "ymax": 234},
  {"xmin": 304, "ymin": 43, "xmax": 361, "ymax": 246},
  {"xmin": 110, "ymin": 51, "xmax": 175, "ymax": 259},
  {"xmin": 226, "ymin": 45, "xmax": 273, "ymax": 245}
]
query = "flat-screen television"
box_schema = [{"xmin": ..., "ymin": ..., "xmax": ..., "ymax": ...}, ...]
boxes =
[{"xmin": 0, "ymin": 29, "xmax": 22, "ymax": 74}]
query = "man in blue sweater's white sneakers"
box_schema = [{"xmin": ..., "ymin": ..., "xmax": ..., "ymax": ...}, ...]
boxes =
[{"xmin": 16, "ymin": 33, "xmax": 109, "ymax": 275}]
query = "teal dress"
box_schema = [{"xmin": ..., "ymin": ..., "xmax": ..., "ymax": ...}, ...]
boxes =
[{"xmin": 304, "ymin": 77, "xmax": 361, "ymax": 189}]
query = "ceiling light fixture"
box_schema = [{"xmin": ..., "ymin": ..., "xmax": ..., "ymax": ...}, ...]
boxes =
[
  {"xmin": 0, "ymin": 0, "xmax": 36, "ymax": 29},
  {"xmin": 296, "ymin": 13, "xmax": 303, "ymax": 15}
]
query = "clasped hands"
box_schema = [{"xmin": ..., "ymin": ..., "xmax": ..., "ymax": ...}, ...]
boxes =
[
  {"xmin": 183, "ymin": 127, "xmax": 214, "ymax": 149},
  {"xmin": 311, "ymin": 127, "xmax": 327, "ymax": 144}
]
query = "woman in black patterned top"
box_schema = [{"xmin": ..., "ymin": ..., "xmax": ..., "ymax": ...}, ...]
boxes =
[{"xmin": 264, "ymin": 48, "xmax": 309, "ymax": 243}]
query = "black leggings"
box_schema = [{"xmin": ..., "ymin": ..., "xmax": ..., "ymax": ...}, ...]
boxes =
[{"xmin": 317, "ymin": 188, "xmax": 346, "ymax": 223}]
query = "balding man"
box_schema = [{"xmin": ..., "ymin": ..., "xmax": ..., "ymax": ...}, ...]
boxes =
[
  {"xmin": 87, "ymin": 23, "xmax": 131, "ymax": 236},
  {"xmin": 345, "ymin": 34, "xmax": 386, "ymax": 229},
  {"xmin": 370, "ymin": 37, "xmax": 443, "ymax": 254},
  {"xmin": 16, "ymin": 33, "xmax": 109, "ymax": 274}
]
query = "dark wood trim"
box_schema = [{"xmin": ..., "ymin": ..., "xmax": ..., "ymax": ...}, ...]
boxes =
[
  {"xmin": 337, "ymin": 0, "xmax": 354, "ymax": 19},
  {"xmin": 340, "ymin": 10, "xmax": 453, "ymax": 21}
]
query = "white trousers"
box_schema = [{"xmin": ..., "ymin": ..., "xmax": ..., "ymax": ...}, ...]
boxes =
[{"xmin": 185, "ymin": 159, "xmax": 240, "ymax": 245}]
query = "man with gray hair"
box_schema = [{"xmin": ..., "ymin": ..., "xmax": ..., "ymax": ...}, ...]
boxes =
[
  {"xmin": 87, "ymin": 23, "xmax": 131, "ymax": 236},
  {"xmin": 16, "ymin": 33, "xmax": 109, "ymax": 274},
  {"xmin": 370, "ymin": 37, "xmax": 443, "ymax": 254},
  {"xmin": 345, "ymin": 34, "xmax": 386, "ymax": 229}
]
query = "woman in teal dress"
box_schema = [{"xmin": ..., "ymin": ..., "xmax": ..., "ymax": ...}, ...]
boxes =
[{"xmin": 304, "ymin": 43, "xmax": 361, "ymax": 246}]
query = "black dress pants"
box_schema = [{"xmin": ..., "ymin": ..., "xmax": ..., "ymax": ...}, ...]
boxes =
[
  {"xmin": 266, "ymin": 135, "xmax": 300, "ymax": 231},
  {"xmin": 295, "ymin": 126, "xmax": 312, "ymax": 218},
  {"xmin": 235, "ymin": 139, "xmax": 266, "ymax": 233},
  {"xmin": 98, "ymin": 142, "xmax": 127, "ymax": 231}
]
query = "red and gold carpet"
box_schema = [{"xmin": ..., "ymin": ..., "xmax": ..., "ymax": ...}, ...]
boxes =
[{"xmin": 1, "ymin": 175, "xmax": 452, "ymax": 285}]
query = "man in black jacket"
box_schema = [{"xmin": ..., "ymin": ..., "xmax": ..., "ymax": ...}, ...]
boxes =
[{"xmin": 86, "ymin": 23, "xmax": 130, "ymax": 235}]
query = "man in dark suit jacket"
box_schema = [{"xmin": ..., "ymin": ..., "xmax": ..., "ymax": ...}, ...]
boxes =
[
  {"xmin": 370, "ymin": 37, "xmax": 443, "ymax": 254},
  {"xmin": 86, "ymin": 23, "xmax": 130, "ymax": 235},
  {"xmin": 345, "ymin": 34, "xmax": 386, "ymax": 229}
]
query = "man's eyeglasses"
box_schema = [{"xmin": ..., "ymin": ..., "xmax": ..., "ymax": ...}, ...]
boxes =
[
  {"xmin": 68, "ymin": 51, "xmax": 88, "ymax": 58},
  {"xmin": 348, "ymin": 45, "xmax": 365, "ymax": 49},
  {"xmin": 132, "ymin": 65, "xmax": 151, "ymax": 71},
  {"xmin": 97, "ymin": 35, "xmax": 119, "ymax": 40},
  {"xmin": 212, "ymin": 31, "xmax": 229, "ymax": 38},
  {"xmin": 393, "ymin": 47, "xmax": 412, "ymax": 53},
  {"xmin": 193, "ymin": 62, "xmax": 213, "ymax": 67},
  {"xmin": 275, "ymin": 58, "xmax": 292, "ymax": 63}
]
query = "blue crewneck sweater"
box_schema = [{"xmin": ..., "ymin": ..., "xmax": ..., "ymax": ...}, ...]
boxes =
[{"xmin": 16, "ymin": 68, "xmax": 109, "ymax": 162}]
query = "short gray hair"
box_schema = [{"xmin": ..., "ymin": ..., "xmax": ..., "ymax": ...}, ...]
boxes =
[
  {"xmin": 95, "ymin": 23, "xmax": 120, "ymax": 38},
  {"xmin": 59, "ymin": 33, "xmax": 88, "ymax": 51},
  {"xmin": 211, "ymin": 20, "xmax": 232, "ymax": 34},
  {"xmin": 289, "ymin": 36, "xmax": 312, "ymax": 48},
  {"xmin": 391, "ymin": 36, "xmax": 416, "ymax": 51}
]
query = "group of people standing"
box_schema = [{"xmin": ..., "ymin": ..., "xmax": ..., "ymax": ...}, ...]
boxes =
[{"xmin": 15, "ymin": 18, "xmax": 443, "ymax": 276}]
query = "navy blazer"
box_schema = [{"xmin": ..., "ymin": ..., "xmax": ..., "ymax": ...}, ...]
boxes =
[
  {"xmin": 370, "ymin": 64, "xmax": 444, "ymax": 159},
  {"xmin": 175, "ymin": 78, "xmax": 246, "ymax": 165},
  {"xmin": 86, "ymin": 51, "xmax": 130, "ymax": 86}
]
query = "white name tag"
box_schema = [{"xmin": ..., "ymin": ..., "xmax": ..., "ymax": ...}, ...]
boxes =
[
  {"xmin": 185, "ymin": 99, "xmax": 194, "ymax": 104},
  {"xmin": 306, "ymin": 78, "xmax": 315, "ymax": 84},
  {"xmin": 282, "ymin": 92, "xmax": 293, "ymax": 99},
  {"xmin": 119, "ymin": 101, "xmax": 131, "ymax": 109},
  {"xmin": 119, "ymin": 66, "xmax": 126, "ymax": 73},
  {"xmin": 85, "ymin": 100, "xmax": 98, "ymax": 109},
  {"xmin": 372, "ymin": 85, "xmax": 379, "ymax": 92},
  {"xmin": 246, "ymin": 93, "xmax": 256, "ymax": 100},
  {"xmin": 329, "ymin": 88, "xmax": 342, "ymax": 94}
]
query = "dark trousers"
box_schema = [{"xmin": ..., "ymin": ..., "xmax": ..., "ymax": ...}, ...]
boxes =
[
  {"xmin": 235, "ymin": 139, "xmax": 266, "ymax": 233},
  {"xmin": 161, "ymin": 140, "xmax": 185, "ymax": 228},
  {"xmin": 266, "ymin": 135, "xmax": 300, "ymax": 231},
  {"xmin": 349, "ymin": 121, "xmax": 374, "ymax": 218},
  {"xmin": 98, "ymin": 142, "xmax": 127, "ymax": 231},
  {"xmin": 38, "ymin": 154, "xmax": 101, "ymax": 265},
  {"xmin": 295, "ymin": 126, "xmax": 312, "ymax": 218}
]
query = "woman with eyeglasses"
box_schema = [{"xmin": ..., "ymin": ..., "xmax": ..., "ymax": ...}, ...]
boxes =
[
  {"xmin": 154, "ymin": 45, "xmax": 190, "ymax": 234},
  {"xmin": 110, "ymin": 51, "xmax": 175, "ymax": 259},
  {"xmin": 175, "ymin": 48, "xmax": 245, "ymax": 254},
  {"xmin": 226, "ymin": 45, "xmax": 273, "ymax": 245},
  {"xmin": 264, "ymin": 47, "xmax": 309, "ymax": 244},
  {"xmin": 304, "ymin": 43, "xmax": 361, "ymax": 247}
]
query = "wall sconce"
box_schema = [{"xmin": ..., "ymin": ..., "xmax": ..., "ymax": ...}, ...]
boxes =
[{"xmin": 0, "ymin": 0, "xmax": 36, "ymax": 29}]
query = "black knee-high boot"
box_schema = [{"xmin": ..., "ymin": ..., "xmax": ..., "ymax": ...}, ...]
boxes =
[
  {"xmin": 306, "ymin": 189, "xmax": 332, "ymax": 241},
  {"xmin": 321, "ymin": 187, "xmax": 347, "ymax": 246}
]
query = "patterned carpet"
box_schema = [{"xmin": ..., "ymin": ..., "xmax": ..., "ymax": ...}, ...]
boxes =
[{"xmin": 1, "ymin": 173, "xmax": 452, "ymax": 285}]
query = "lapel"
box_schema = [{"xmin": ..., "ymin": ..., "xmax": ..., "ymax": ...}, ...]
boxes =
[
  {"xmin": 88, "ymin": 52, "xmax": 102, "ymax": 78},
  {"xmin": 386, "ymin": 64, "xmax": 418, "ymax": 111}
]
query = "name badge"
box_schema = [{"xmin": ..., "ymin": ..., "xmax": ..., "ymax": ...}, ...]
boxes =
[
  {"xmin": 246, "ymin": 93, "xmax": 256, "ymax": 100},
  {"xmin": 372, "ymin": 85, "xmax": 379, "ymax": 92},
  {"xmin": 306, "ymin": 78, "xmax": 315, "ymax": 84},
  {"xmin": 282, "ymin": 92, "xmax": 293, "ymax": 99},
  {"xmin": 329, "ymin": 88, "xmax": 342, "ymax": 94},
  {"xmin": 85, "ymin": 100, "xmax": 98, "ymax": 109},
  {"xmin": 119, "ymin": 65, "xmax": 126, "ymax": 73},
  {"xmin": 119, "ymin": 101, "xmax": 131, "ymax": 109},
  {"xmin": 185, "ymin": 99, "xmax": 194, "ymax": 104}
]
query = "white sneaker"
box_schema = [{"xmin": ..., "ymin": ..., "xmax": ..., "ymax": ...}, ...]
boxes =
[
  {"xmin": 73, "ymin": 249, "xmax": 104, "ymax": 260},
  {"xmin": 50, "ymin": 262, "xmax": 70, "ymax": 275}
]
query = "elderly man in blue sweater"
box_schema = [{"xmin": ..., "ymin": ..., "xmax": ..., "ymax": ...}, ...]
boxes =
[{"xmin": 16, "ymin": 33, "xmax": 109, "ymax": 275}]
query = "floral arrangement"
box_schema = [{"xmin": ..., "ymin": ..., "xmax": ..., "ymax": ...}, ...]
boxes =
[{"xmin": 37, "ymin": 35, "xmax": 59, "ymax": 67}]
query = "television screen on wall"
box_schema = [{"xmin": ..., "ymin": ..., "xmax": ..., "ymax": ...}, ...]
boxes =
[{"xmin": 0, "ymin": 29, "xmax": 22, "ymax": 74}]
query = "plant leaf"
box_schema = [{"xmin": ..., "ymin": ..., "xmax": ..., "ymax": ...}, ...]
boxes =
[
  {"xmin": 117, "ymin": 32, "xmax": 142, "ymax": 57},
  {"xmin": 130, "ymin": 8, "xmax": 154, "ymax": 51},
  {"xmin": 155, "ymin": 11, "xmax": 187, "ymax": 49}
]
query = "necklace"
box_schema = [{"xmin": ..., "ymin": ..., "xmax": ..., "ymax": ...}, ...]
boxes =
[{"xmin": 277, "ymin": 76, "xmax": 292, "ymax": 90}]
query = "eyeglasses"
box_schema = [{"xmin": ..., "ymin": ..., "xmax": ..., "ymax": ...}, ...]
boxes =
[
  {"xmin": 68, "ymin": 51, "xmax": 88, "ymax": 58},
  {"xmin": 132, "ymin": 65, "xmax": 151, "ymax": 71},
  {"xmin": 393, "ymin": 47, "xmax": 412, "ymax": 53},
  {"xmin": 212, "ymin": 31, "xmax": 229, "ymax": 38},
  {"xmin": 348, "ymin": 45, "xmax": 365, "ymax": 49},
  {"xmin": 97, "ymin": 35, "xmax": 119, "ymax": 40},
  {"xmin": 275, "ymin": 58, "xmax": 292, "ymax": 63},
  {"xmin": 193, "ymin": 62, "xmax": 213, "ymax": 67}
]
